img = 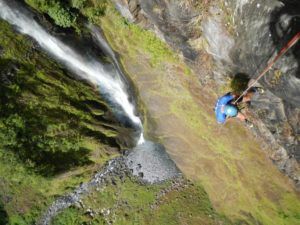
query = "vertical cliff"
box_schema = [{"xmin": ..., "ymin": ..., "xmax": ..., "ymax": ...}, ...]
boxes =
[
  {"xmin": 1, "ymin": 0, "xmax": 299, "ymax": 224},
  {"xmin": 106, "ymin": 0, "xmax": 300, "ymax": 224},
  {"xmin": 112, "ymin": 0, "xmax": 300, "ymax": 188}
]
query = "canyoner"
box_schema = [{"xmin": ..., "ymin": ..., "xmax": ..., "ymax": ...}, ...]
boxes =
[
  {"xmin": 214, "ymin": 88, "xmax": 260, "ymax": 125},
  {"xmin": 215, "ymin": 32, "xmax": 300, "ymax": 125},
  {"xmin": 1, "ymin": 0, "xmax": 300, "ymax": 224}
]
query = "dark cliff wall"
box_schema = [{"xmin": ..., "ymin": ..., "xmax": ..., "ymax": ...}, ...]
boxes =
[
  {"xmin": 111, "ymin": 0, "xmax": 300, "ymax": 188},
  {"xmin": 228, "ymin": 0, "xmax": 300, "ymax": 187}
]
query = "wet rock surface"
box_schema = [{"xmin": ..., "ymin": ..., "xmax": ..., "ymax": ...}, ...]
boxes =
[
  {"xmin": 0, "ymin": 59, "xmax": 20, "ymax": 85},
  {"xmin": 111, "ymin": 0, "xmax": 201, "ymax": 60},
  {"xmin": 126, "ymin": 141, "xmax": 181, "ymax": 183}
]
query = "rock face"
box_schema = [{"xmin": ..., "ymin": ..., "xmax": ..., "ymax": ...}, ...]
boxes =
[
  {"xmin": 112, "ymin": 0, "xmax": 300, "ymax": 187},
  {"xmin": 126, "ymin": 141, "xmax": 181, "ymax": 183},
  {"xmin": 111, "ymin": 0, "xmax": 201, "ymax": 60},
  {"xmin": 209, "ymin": 0, "xmax": 300, "ymax": 188}
]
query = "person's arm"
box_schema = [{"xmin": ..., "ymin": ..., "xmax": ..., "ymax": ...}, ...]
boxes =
[
  {"xmin": 221, "ymin": 93, "xmax": 235, "ymax": 105},
  {"xmin": 231, "ymin": 93, "xmax": 241, "ymax": 105},
  {"xmin": 231, "ymin": 93, "xmax": 237, "ymax": 98}
]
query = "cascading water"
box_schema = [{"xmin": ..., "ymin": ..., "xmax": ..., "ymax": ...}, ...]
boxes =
[
  {"xmin": 89, "ymin": 24, "xmax": 145, "ymax": 144},
  {"xmin": 0, "ymin": 0, "xmax": 144, "ymax": 145},
  {"xmin": 0, "ymin": 1, "xmax": 181, "ymax": 224}
]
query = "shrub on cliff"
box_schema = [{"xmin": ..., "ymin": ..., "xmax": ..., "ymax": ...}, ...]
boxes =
[
  {"xmin": 25, "ymin": 0, "xmax": 107, "ymax": 28},
  {"xmin": 25, "ymin": 0, "xmax": 52, "ymax": 12},
  {"xmin": 26, "ymin": 0, "xmax": 76, "ymax": 28},
  {"xmin": 71, "ymin": 0, "xmax": 86, "ymax": 9},
  {"xmin": 230, "ymin": 73, "xmax": 250, "ymax": 94},
  {"xmin": 47, "ymin": 2, "xmax": 76, "ymax": 28}
]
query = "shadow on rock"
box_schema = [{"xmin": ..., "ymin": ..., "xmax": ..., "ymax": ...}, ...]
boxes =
[
  {"xmin": 0, "ymin": 59, "xmax": 94, "ymax": 177},
  {"xmin": 270, "ymin": 0, "xmax": 300, "ymax": 78},
  {"xmin": 126, "ymin": 141, "xmax": 181, "ymax": 183},
  {"xmin": 0, "ymin": 200, "xmax": 8, "ymax": 225},
  {"xmin": 230, "ymin": 73, "xmax": 250, "ymax": 94},
  {"xmin": 139, "ymin": 1, "xmax": 199, "ymax": 61}
]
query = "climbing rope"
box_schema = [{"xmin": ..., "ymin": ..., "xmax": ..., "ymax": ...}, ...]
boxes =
[{"xmin": 233, "ymin": 32, "xmax": 300, "ymax": 104}]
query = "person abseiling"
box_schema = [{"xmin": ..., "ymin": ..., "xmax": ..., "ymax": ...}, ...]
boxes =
[
  {"xmin": 214, "ymin": 32, "xmax": 300, "ymax": 124},
  {"xmin": 215, "ymin": 93, "xmax": 243, "ymax": 124},
  {"xmin": 214, "ymin": 89, "xmax": 260, "ymax": 124}
]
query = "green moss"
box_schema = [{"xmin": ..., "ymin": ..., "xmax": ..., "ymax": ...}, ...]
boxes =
[
  {"xmin": 97, "ymin": 5, "xmax": 300, "ymax": 225},
  {"xmin": 0, "ymin": 151, "xmax": 52, "ymax": 224},
  {"xmin": 0, "ymin": 18, "xmax": 119, "ymax": 172},
  {"xmin": 230, "ymin": 73, "xmax": 250, "ymax": 94},
  {"xmin": 53, "ymin": 177, "xmax": 230, "ymax": 225},
  {"xmin": 0, "ymin": 10, "xmax": 119, "ymax": 223},
  {"xmin": 97, "ymin": 5, "xmax": 176, "ymax": 67},
  {"xmin": 51, "ymin": 207, "xmax": 89, "ymax": 225},
  {"xmin": 71, "ymin": 0, "xmax": 87, "ymax": 9}
]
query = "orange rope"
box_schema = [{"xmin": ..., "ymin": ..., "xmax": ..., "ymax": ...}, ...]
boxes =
[{"xmin": 233, "ymin": 32, "xmax": 300, "ymax": 104}]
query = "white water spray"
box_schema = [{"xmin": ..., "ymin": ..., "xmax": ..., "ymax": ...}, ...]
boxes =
[
  {"xmin": 0, "ymin": 0, "xmax": 145, "ymax": 144},
  {"xmin": 90, "ymin": 24, "xmax": 145, "ymax": 144}
]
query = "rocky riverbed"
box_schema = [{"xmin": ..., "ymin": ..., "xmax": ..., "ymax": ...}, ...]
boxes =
[{"xmin": 39, "ymin": 142, "xmax": 181, "ymax": 224}]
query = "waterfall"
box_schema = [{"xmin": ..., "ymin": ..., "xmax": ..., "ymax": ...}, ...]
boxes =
[
  {"xmin": 89, "ymin": 24, "xmax": 145, "ymax": 144},
  {"xmin": 0, "ymin": 0, "xmax": 144, "ymax": 145}
]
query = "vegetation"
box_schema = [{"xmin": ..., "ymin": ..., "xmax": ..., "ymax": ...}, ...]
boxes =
[
  {"xmin": 94, "ymin": 4, "xmax": 176, "ymax": 66},
  {"xmin": 97, "ymin": 3, "xmax": 300, "ymax": 225},
  {"xmin": 81, "ymin": 1, "xmax": 107, "ymax": 24},
  {"xmin": 0, "ymin": 2, "xmax": 229, "ymax": 224},
  {"xmin": 1, "ymin": 1, "xmax": 300, "ymax": 225},
  {"xmin": 230, "ymin": 73, "xmax": 250, "ymax": 94},
  {"xmin": 24, "ymin": 0, "xmax": 169, "ymax": 66},
  {"xmin": 0, "ymin": 150, "xmax": 52, "ymax": 225},
  {"xmin": 0, "ymin": 199, "xmax": 8, "ymax": 225},
  {"xmin": 47, "ymin": 2, "xmax": 76, "ymax": 27},
  {"xmin": 0, "ymin": 14, "xmax": 119, "ymax": 223},
  {"xmin": 25, "ymin": 0, "xmax": 75, "ymax": 28},
  {"xmin": 25, "ymin": 0, "xmax": 108, "ymax": 28},
  {"xmin": 0, "ymin": 19, "xmax": 120, "ymax": 174},
  {"xmin": 52, "ymin": 177, "xmax": 231, "ymax": 225},
  {"xmin": 71, "ymin": 0, "xmax": 87, "ymax": 9}
]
